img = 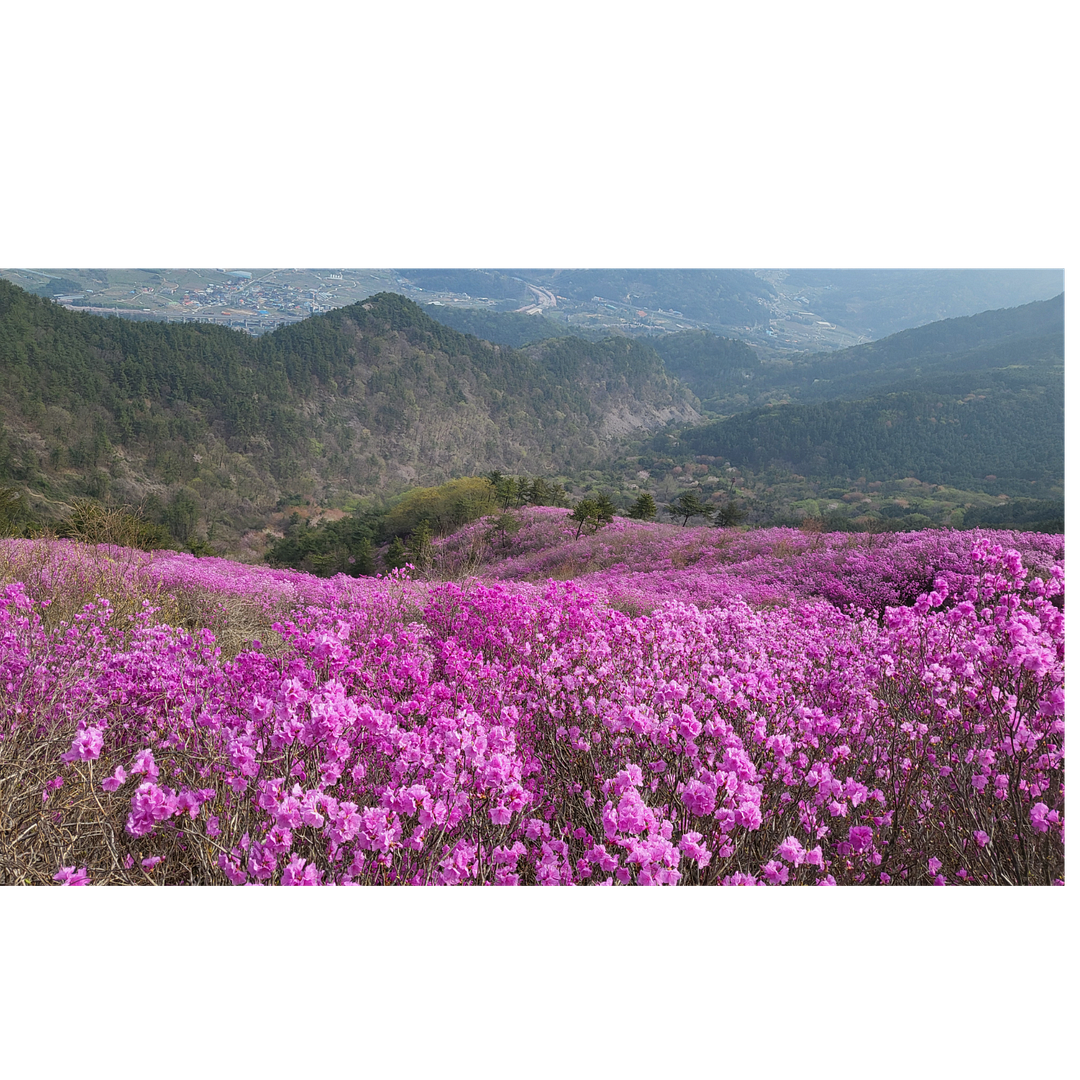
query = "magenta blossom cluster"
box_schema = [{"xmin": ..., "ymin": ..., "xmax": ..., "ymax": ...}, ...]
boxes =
[{"xmin": 0, "ymin": 529, "xmax": 1063, "ymax": 885}]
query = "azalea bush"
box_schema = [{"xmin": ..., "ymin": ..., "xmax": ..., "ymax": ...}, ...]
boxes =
[{"xmin": 0, "ymin": 525, "xmax": 1063, "ymax": 885}]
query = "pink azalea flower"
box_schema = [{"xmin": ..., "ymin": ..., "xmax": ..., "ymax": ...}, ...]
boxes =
[
  {"xmin": 101, "ymin": 766, "xmax": 127, "ymax": 793},
  {"xmin": 848, "ymin": 826, "xmax": 873, "ymax": 854},
  {"xmin": 678, "ymin": 831, "xmax": 711, "ymax": 869},
  {"xmin": 130, "ymin": 748, "xmax": 159, "ymax": 780},
  {"xmin": 761, "ymin": 860, "xmax": 789, "ymax": 885},
  {"xmin": 1029, "ymin": 802, "xmax": 1050, "ymax": 833},
  {"xmin": 54, "ymin": 866, "xmax": 90, "ymax": 886},
  {"xmin": 62, "ymin": 725, "xmax": 104, "ymax": 763},
  {"xmin": 218, "ymin": 854, "xmax": 248, "ymax": 885},
  {"xmin": 126, "ymin": 781, "xmax": 179, "ymax": 837},
  {"xmin": 616, "ymin": 789, "xmax": 648, "ymax": 834},
  {"xmin": 680, "ymin": 779, "xmax": 717, "ymax": 818},
  {"xmin": 776, "ymin": 836, "xmax": 806, "ymax": 865},
  {"xmin": 721, "ymin": 872, "xmax": 765, "ymax": 886}
]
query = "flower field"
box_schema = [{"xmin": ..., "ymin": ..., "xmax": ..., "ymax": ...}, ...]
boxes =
[{"xmin": 0, "ymin": 515, "xmax": 1063, "ymax": 885}]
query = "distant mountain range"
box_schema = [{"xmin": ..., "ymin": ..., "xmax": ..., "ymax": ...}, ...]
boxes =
[{"xmin": 4, "ymin": 268, "xmax": 1062, "ymax": 352}]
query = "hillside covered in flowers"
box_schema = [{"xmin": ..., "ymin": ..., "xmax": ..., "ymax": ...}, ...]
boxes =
[{"xmin": 0, "ymin": 513, "xmax": 1063, "ymax": 885}]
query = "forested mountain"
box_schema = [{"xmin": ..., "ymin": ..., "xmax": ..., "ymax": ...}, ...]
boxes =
[
  {"xmin": 653, "ymin": 295, "xmax": 1064, "ymax": 502},
  {"xmin": 0, "ymin": 283, "xmax": 697, "ymax": 546},
  {"xmin": 669, "ymin": 374, "xmax": 1062, "ymax": 498},
  {"xmin": 680, "ymin": 294, "xmax": 1064, "ymax": 414},
  {"xmin": 424, "ymin": 292, "xmax": 1064, "ymax": 421},
  {"xmin": 646, "ymin": 331, "xmax": 762, "ymax": 413},
  {"xmin": 784, "ymin": 294, "xmax": 1064, "ymax": 403}
]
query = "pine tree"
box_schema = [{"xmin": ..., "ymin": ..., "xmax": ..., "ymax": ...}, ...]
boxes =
[
  {"xmin": 569, "ymin": 498, "xmax": 598, "ymax": 539},
  {"xmin": 667, "ymin": 491, "xmax": 714, "ymax": 526},
  {"xmin": 570, "ymin": 494, "xmax": 616, "ymax": 538},
  {"xmin": 628, "ymin": 492, "xmax": 657, "ymax": 520},
  {"xmin": 714, "ymin": 500, "xmax": 748, "ymax": 527}
]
